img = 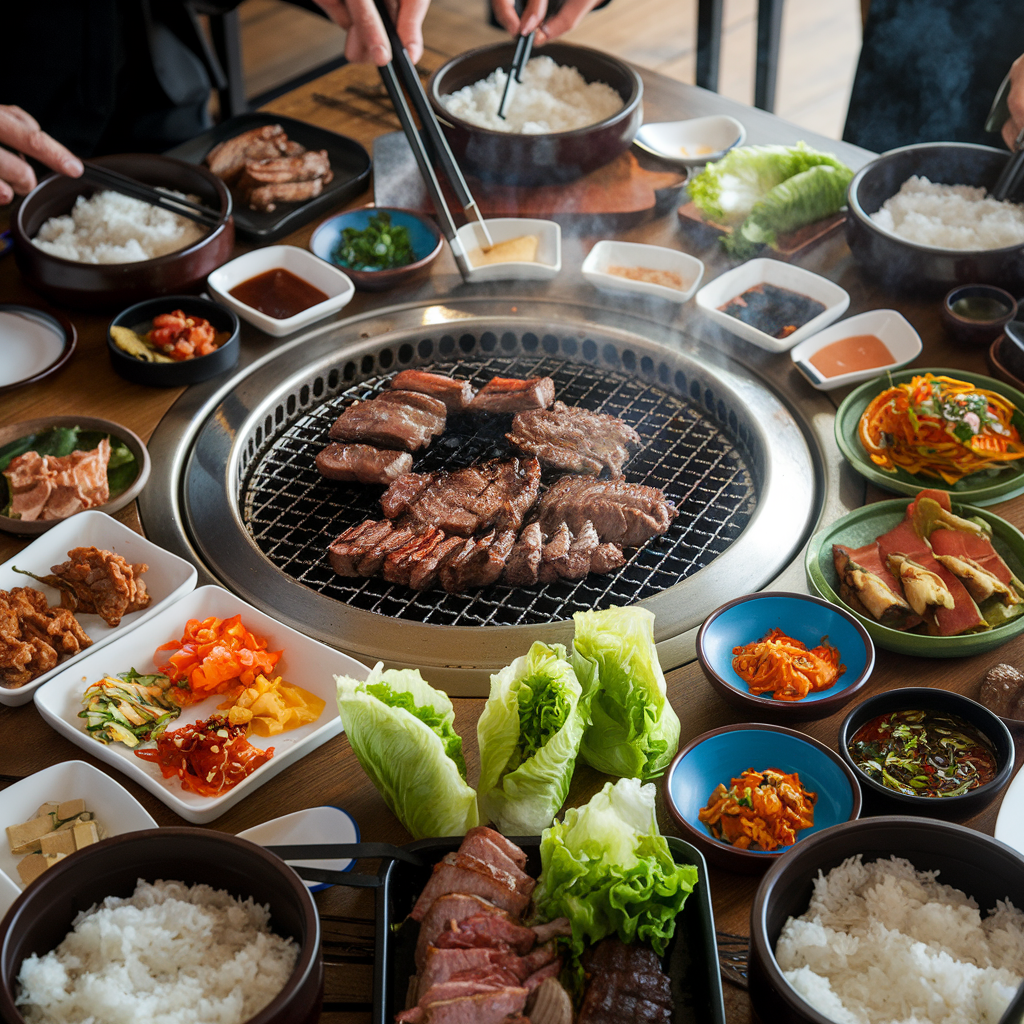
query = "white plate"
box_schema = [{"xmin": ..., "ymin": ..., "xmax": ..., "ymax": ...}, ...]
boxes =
[
  {"xmin": 208, "ymin": 245, "xmax": 355, "ymax": 337},
  {"xmin": 33, "ymin": 584, "xmax": 369, "ymax": 824},
  {"xmin": 694, "ymin": 257, "xmax": 850, "ymax": 353},
  {"xmin": 0, "ymin": 511, "xmax": 197, "ymax": 706},
  {"xmin": 0, "ymin": 760, "xmax": 157, "ymax": 893},
  {"xmin": 454, "ymin": 218, "xmax": 561, "ymax": 283},
  {"xmin": 995, "ymin": 766, "xmax": 1024, "ymax": 854},
  {"xmin": 634, "ymin": 115, "xmax": 745, "ymax": 166},
  {"xmin": 238, "ymin": 805, "xmax": 359, "ymax": 892},
  {"xmin": 581, "ymin": 240, "xmax": 704, "ymax": 302},
  {"xmin": 790, "ymin": 309, "xmax": 923, "ymax": 390}
]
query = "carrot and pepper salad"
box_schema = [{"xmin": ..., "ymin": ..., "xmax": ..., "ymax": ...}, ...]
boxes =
[{"xmin": 731, "ymin": 628, "xmax": 844, "ymax": 701}]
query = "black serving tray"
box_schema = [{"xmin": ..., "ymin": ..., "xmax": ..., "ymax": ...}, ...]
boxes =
[
  {"xmin": 371, "ymin": 835, "xmax": 726, "ymax": 1024},
  {"xmin": 165, "ymin": 112, "xmax": 371, "ymax": 242}
]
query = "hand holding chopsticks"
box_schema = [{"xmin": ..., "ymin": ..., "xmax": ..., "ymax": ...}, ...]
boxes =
[{"xmin": 80, "ymin": 162, "xmax": 224, "ymax": 229}]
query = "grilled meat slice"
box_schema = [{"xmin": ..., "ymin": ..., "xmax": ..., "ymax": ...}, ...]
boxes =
[
  {"xmin": 506, "ymin": 401, "xmax": 640, "ymax": 477},
  {"xmin": 578, "ymin": 938, "xmax": 672, "ymax": 1024},
  {"xmin": 417, "ymin": 945, "xmax": 510, "ymax": 987},
  {"xmin": 537, "ymin": 476, "xmax": 677, "ymax": 548},
  {"xmin": 577, "ymin": 978, "xmax": 672, "ymax": 1024},
  {"xmin": 434, "ymin": 913, "xmax": 537, "ymax": 956},
  {"xmin": 463, "ymin": 828, "xmax": 528, "ymax": 870},
  {"xmin": 593, "ymin": 542, "xmax": 627, "ymax": 573},
  {"xmin": 327, "ymin": 519, "xmax": 396, "ymax": 576},
  {"xmin": 469, "ymin": 376, "xmax": 555, "ymax": 414},
  {"xmin": 329, "ymin": 390, "xmax": 447, "ymax": 452},
  {"xmin": 523, "ymin": 960, "xmax": 562, "ymax": 992},
  {"xmin": 408, "ymin": 535, "xmax": 466, "ymax": 591},
  {"xmin": 457, "ymin": 828, "xmax": 533, "ymax": 891},
  {"xmin": 440, "ymin": 528, "xmax": 516, "ymax": 593},
  {"xmin": 419, "ymin": 988, "xmax": 528, "ymax": 1024},
  {"xmin": 246, "ymin": 176, "xmax": 329, "ymax": 212},
  {"xmin": 411, "ymin": 851, "xmax": 530, "ymax": 922},
  {"xmin": 316, "ymin": 443, "xmax": 413, "ymax": 486},
  {"xmin": 381, "ymin": 458, "xmax": 541, "ymax": 537},
  {"xmin": 205, "ymin": 124, "xmax": 287, "ymax": 180},
  {"xmin": 383, "ymin": 528, "xmax": 450, "ymax": 587},
  {"xmin": 581, "ymin": 937, "xmax": 664, "ymax": 975},
  {"xmin": 390, "ymin": 370, "xmax": 476, "ymax": 412},
  {"xmin": 503, "ymin": 523, "xmax": 543, "ymax": 586},
  {"xmin": 240, "ymin": 149, "xmax": 331, "ymax": 184}
]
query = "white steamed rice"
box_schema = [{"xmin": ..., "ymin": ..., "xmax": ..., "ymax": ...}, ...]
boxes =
[
  {"xmin": 32, "ymin": 189, "xmax": 207, "ymax": 264},
  {"xmin": 775, "ymin": 855, "xmax": 1024, "ymax": 1024},
  {"xmin": 870, "ymin": 176, "xmax": 1024, "ymax": 251},
  {"xmin": 15, "ymin": 879, "xmax": 298, "ymax": 1024},
  {"xmin": 440, "ymin": 54, "xmax": 622, "ymax": 134}
]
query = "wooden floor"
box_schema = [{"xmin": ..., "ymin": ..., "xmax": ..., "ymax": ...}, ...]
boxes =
[{"xmin": 238, "ymin": 0, "xmax": 862, "ymax": 139}]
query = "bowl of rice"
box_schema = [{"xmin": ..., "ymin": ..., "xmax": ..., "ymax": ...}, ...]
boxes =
[
  {"xmin": 0, "ymin": 827, "xmax": 322, "ymax": 1024},
  {"xmin": 846, "ymin": 142, "xmax": 1024, "ymax": 295},
  {"xmin": 13, "ymin": 153, "xmax": 234, "ymax": 311},
  {"xmin": 749, "ymin": 815, "xmax": 1024, "ymax": 1024},
  {"xmin": 428, "ymin": 42, "xmax": 642, "ymax": 186}
]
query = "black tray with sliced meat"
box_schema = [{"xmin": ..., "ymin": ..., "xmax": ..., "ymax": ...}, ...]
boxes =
[
  {"xmin": 165, "ymin": 112, "xmax": 371, "ymax": 242},
  {"xmin": 370, "ymin": 835, "xmax": 725, "ymax": 1024}
]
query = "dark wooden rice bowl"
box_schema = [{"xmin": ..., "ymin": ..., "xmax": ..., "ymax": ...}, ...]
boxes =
[
  {"xmin": 13, "ymin": 153, "xmax": 234, "ymax": 312},
  {"xmin": 428, "ymin": 42, "xmax": 642, "ymax": 186},
  {"xmin": 845, "ymin": 142, "xmax": 1024, "ymax": 296}
]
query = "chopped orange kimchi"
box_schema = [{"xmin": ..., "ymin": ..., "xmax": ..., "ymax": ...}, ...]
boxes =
[
  {"xmin": 698, "ymin": 767, "xmax": 816, "ymax": 851},
  {"xmin": 731, "ymin": 627, "xmax": 844, "ymax": 701}
]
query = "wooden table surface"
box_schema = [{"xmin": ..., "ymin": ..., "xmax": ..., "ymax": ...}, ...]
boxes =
[{"xmin": 2, "ymin": 53, "xmax": 1023, "ymax": 1024}]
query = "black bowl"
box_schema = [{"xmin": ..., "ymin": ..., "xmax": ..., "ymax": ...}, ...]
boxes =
[
  {"xmin": 749, "ymin": 816, "xmax": 1024, "ymax": 1024},
  {"xmin": 13, "ymin": 153, "xmax": 234, "ymax": 311},
  {"xmin": 0, "ymin": 828, "xmax": 322, "ymax": 1024},
  {"xmin": 108, "ymin": 296, "xmax": 240, "ymax": 387},
  {"xmin": 846, "ymin": 142, "xmax": 1024, "ymax": 295},
  {"xmin": 838, "ymin": 686, "xmax": 1014, "ymax": 818},
  {"xmin": 942, "ymin": 284, "xmax": 1017, "ymax": 346},
  {"xmin": 428, "ymin": 42, "xmax": 642, "ymax": 186}
]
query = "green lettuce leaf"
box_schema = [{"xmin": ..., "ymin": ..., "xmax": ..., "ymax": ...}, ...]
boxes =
[
  {"xmin": 335, "ymin": 664, "xmax": 478, "ymax": 839},
  {"xmin": 476, "ymin": 641, "xmax": 597, "ymax": 835},
  {"xmin": 573, "ymin": 607, "xmax": 680, "ymax": 780},
  {"xmin": 533, "ymin": 778, "xmax": 698, "ymax": 981}
]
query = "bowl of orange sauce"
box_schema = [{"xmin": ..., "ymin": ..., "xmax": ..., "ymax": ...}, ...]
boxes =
[{"xmin": 790, "ymin": 309, "xmax": 922, "ymax": 391}]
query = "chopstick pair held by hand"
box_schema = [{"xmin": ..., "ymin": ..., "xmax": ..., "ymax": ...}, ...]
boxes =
[
  {"xmin": 0, "ymin": 105, "xmax": 82, "ymax": 205},
  {"xmin": 311, "ymin": 0, "xmax": 429, "ymax": 66},
  {"xmin": 491, "ymin": 0, "xmax": 606, "ymax": 46}
]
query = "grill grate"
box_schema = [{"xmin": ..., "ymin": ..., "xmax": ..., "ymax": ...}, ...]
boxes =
[{"xmin": 240, "ymin": 350, "xmax": 756, "ymax": 628}]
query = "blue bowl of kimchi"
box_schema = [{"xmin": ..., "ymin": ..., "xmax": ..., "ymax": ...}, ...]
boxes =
[
  {"xmin": 696, "ymin": 592, "xmax": 875, "ymax": 722},
  {"xmin": 665, "ymin": 723, "xmax": 862, "ymax": 873}
]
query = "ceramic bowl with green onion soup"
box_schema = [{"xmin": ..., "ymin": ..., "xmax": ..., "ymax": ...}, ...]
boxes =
[{"xmin": 838, "ymin": 686, "xmax": 1013, "ymax": 819}]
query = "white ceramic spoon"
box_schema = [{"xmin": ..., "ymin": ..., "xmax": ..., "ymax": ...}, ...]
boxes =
[{"xmin": 634, "ymin": 115, "xmax": 745, "ymax": 166}]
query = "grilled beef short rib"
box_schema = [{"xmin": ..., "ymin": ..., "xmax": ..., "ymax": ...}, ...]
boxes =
[
  {"xmin": 315, "ymin": 443, "xmax": 412, "ymax": 486},
  {"xmin": 578, "ymin": 937, "xmax": 673, "ymax": 1024},
  {"xmin": 506, "ymin": 401, "xmax": 640, "ymax": 477},
  {"xmin": 468, "ymin": 376, "xmax": 555, "ymax": 413},
  {"xmin": 390, "ymin": 370, "xmax": 476, "ymax": 412},
  {"xmin": 328, "ymin": 390, "xmax": 447, "ymax": 452}
]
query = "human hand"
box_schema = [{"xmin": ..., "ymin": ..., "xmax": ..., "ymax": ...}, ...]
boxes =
[
  {"xmin": 491, "ymin": 0, "xmax": 604, "ymax": 45},
  {"xmin": 0, "ymin": 105, "xmax": 82, "ymax": 205},
  {"xmin": 312, "ymin": 0, "xmax": 431, "ymax": 65},
  {"xmin": 1004, "ymin": 53, "xmax": 1024, "ymax": 150}
]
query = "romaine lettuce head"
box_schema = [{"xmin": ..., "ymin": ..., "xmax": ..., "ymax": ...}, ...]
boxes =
[
  {"xmin": 573, "ymin": 607, "xmax": 680, "ymax": 779},
  {"xmin": 533, "ymin": 778, "xmax": 698, "ymax": 961},
  {"xmin": 477, "ymin": 641, "xmax": 597, "ymax": 835},
  {"xmin": 335, "ymin": 664, "xmax": 478, "ymax": 839},
  {"xmin": 688, "ymin": 141, "xmax": 850, "ymax": 225}
]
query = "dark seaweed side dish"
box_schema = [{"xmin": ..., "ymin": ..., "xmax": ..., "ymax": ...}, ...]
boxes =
[{"xmin": 720, "ymin": 284, "xmax": 826, "ymax": 339}]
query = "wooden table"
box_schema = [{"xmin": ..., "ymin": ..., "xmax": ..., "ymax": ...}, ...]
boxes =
[{"xmin": 2, "ymin": 54, "xmax": 1023, "ymax": 1024}]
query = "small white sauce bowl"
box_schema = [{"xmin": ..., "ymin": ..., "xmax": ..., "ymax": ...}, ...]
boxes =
[
  {"xmin": 790, "ymin": 309, "xmax": 923, "ymax": 390},
  {"xmin": 695, "ymin": 257, "xmax": 850, "ymax": 353},
  {"xmin": 208, "ymin": 245, "xmax": 355, "ymax": 337},
  {"xmin": 634, "ymin": 115, "xmax": 745, "ymax": 166},
  {"xmin": 582, "ymin": 240, "xmax": 704, "ymax": 302},
  {"xmin": 454, "ymin": 218, "xmax": 561, "ymax": 283}
]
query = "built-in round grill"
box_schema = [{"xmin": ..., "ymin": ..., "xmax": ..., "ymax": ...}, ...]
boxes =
[{"xmin": 143, "ymin": 298, "xmax": 823, "ymax": 692}]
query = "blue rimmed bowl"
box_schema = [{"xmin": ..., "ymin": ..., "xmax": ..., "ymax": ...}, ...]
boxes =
[
  {"xmin": 665, "ymin": 723, "xmax": 862, "ymax": 873},
  {"xmin": 309, "ymin": 207, "xmax": 443, "ymax": 292},
  {"xmin": 697, "ymin": 592, "xmax": 875, "ymax": 722}
]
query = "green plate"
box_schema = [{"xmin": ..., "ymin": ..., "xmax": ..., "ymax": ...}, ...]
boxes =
[
  {"xmin": 804, "ymin": 498, "xmax": 1024, "ymax": 657},
  {"xmin": 834, "ymin": 367, "xmax": 1024, "ymax": 507}
]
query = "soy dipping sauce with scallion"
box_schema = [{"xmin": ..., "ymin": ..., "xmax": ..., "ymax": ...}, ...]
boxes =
[{"xmin": 848, "ymin": 709, "xmax": 997, "ymax": 798}]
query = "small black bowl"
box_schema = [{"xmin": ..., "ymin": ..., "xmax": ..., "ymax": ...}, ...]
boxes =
[
  {"xmin": 942, "ymin": 284, "xmax": 1017, "ymax": 346},
  {"xmin": 108, "ymin": 295, "xmax": 240, "ymax": 387},
  {"xmin": 838, "ymin": 686, "xmax": 1013, "ymax": 819}
]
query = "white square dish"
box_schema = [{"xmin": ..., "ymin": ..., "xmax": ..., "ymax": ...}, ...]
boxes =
[
  {"xmin": 0, "ymin": 511, "xmax": 197, "ymax": 707},
  {"xmin": 582, "ymin": 240, "xmax": 704, "ymax": 302},
  {"xmin": 207, "ymin": 245, "xmax": 355, "ymax": 337},
  {"xmin": 790, "ymin": 309, "xmax": 923, "ymax": 390},
  {"xmin": 0, "ymin": 760, "xmax": 157, "ymax": 898},
  {"xmin": 33, "ymin": 584, "xmax": 370, "ymax": 824},
  {"xmin": 454, "ymin": 218, "xmax": 560, "ymax": 283},
  {"xmin": 694, "ymin": 257, "xmax": 850, "ymax": 353}
]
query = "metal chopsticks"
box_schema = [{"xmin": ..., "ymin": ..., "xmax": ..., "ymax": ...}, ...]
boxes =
[
  {"xmin": 80, "ymin": 162, "xmax": 223, "ymax": 229},
  {"xmin": 498, "ymin": 31, "xmax": 535, "ymax": 120},
  {"xmin": 370, "ymin": 0, "xmax": 493, "ymax": 260}
]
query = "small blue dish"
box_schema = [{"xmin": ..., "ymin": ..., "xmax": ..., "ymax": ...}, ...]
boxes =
[
  {"xmin": 309, "ymin": 207, "xmax": 443, "ymax": 292},
  {"xmin": 697, "ymin": 592, "xmax": 875, "ymax": 722},
  {"xmin": 665, "ymin": 723, "xmax": 862, "ymax": 873}
]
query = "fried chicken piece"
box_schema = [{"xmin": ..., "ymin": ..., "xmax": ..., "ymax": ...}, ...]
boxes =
[
  {"xmin": 48, "ymin": 548, "xmax": 151, "ymax": 627},
  {"xmin": 0, "ymin": 588, "xmax": 92, "ymax": 688}
]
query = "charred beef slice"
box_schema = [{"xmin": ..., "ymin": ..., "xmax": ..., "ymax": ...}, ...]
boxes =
[
  {"xmin": 328, "ymin": 390, "xmax": 447, "ymax": 451},
  {"xmin": 315, "ymin": 443, "xmax": 412, "ymax": 485},
  {"xmin": 469, "ymin": 376, "xmax": 556, "ymax": 414},
  {"xmin": 390, "ymin": 370, "xmax": 476, "ymax": 412}
]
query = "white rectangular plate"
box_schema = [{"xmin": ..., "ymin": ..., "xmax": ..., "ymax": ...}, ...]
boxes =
[
  {"xmin": 0, "ymin": 760, "xmax": 158, "ymax": 908},
  {"xmin": 33, "ymin": 585, "xmax": 369, "ymax": 824},
  {"xmin": 0, "ymin": 511, "xmax": 198, "ymax": 707}
]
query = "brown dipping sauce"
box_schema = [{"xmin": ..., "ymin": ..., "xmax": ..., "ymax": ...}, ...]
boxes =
[
  {"xmin": 808, "ymin": 334, "xmax": 894, "ymax": 378},
  {"xmin": 230, "ymin": 268, "xmax": 328, "ymax": 319}
]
